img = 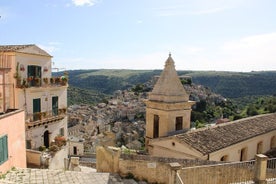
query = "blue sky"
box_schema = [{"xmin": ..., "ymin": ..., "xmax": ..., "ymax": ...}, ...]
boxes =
[{"xmin": 1, "ymin": 0, "xmax": 276, "ymax": 71}]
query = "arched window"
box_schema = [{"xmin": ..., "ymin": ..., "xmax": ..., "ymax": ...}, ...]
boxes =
[
  {"xmin": 271, "ymin": 136, "xmax": 276, "ymax": 149},
  {"xmin": 153, "ymin": 115, "xmax": 159, "ymax": 138},
  {"xmin": 220, "ymin": 155, "xmax": 228, "ymax": 161},
  {"xmin": 240, "ymin": 147, "xmax": 247, "ymax": 161},
  {"xmin": 257, "ymin": 141, "xmax": 263, "ymax": 154}
]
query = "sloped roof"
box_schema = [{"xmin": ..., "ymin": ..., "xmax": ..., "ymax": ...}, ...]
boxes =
[
  {"xmin": 175, "ymin": 113, "xmax": 276, "ymax": 155},
  {"xmin": 148, "ymin": 54, "xmax": 189, "ymax": 103},
  {"xmin": 0, "ymin": 44, "xmax": 51, "ymax": 57}
]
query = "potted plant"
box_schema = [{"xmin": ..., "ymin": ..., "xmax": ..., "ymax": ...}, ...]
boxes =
[
  {"xmin": 60, "ymin": 76, "xmax": 68, "ymax": 85},
  {"xmin": 34, "ymin": 77, "xmax": 41, "ymax": 86},
  {"xmin": 54, "ymin": 135, "xmax": 66, "ymax": 147},
  {"xmin": 55, "ymin": 77, "xmax": 61, "ymax": 84},
  {"xmin": 50, "ymin": 77, "xmax": 55, "ymax": 84},
  {"xmin": 43, "ymin": 78, "xmax": 49, "ymax": 84}
]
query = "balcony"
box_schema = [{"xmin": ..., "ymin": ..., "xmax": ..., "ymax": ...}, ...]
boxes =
[
  {"xmin": 26, "ymin": 108, "xmax": 67, "ymax": 129},
  {"xmin": 16, "ymin": 76, "xmax": 68, "ymax": 88}
]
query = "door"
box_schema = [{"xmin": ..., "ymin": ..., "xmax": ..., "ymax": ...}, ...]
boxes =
[
  {"xmin": 52, "ymin": 96, "xmax": 58, "ymax": 116},
  {"xmin": 33, "ymin": 98, "xmax": 41, "ymax": 121},
  {"xmin": 28, "ymin": 65, "xmax": 41, "ymax": 86},
  {"xmin": 43, "ymin": 130, "xmax": 49, "ymax": 148},
  {"xmin": 73, "ymin": 146, "xmax": 77, "ymax": 155}
]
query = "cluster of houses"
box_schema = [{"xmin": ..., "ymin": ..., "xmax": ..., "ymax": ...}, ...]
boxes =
[{"xmin": 1, "ymin": 45, "xmax": 276, "ymax": 181}]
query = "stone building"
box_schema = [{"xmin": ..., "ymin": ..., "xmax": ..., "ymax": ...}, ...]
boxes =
[
  {"xmin": 144, "ymin": 54, "xmax": 195, "ymax": 149},
  {"xmin": 0, "ymin": 45, "xmax": 68, "ymax": 160},
  {"xmin": 0, "ymin": 73, "xmax": 26, "ymax": 173},
  {"xmin": 145, "ymin": 54, "xmax": 276, "ymax": 162}
]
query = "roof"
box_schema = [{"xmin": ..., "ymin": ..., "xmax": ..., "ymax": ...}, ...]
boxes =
[
  {"xmin": 148, "ymin": 54, "xmax": 189, "ymax": 103},
  {"xmin": 0, "ymin": 44, "xmax": 52, "ymax": 57},
  {"xmin": 175, "ymin": 113, "xmax": 276, "ymax": 155}
]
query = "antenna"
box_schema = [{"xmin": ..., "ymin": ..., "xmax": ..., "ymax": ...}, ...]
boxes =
[{"xmin": 51, "ymin": 61, "xmax": 66, "ymax": 72}]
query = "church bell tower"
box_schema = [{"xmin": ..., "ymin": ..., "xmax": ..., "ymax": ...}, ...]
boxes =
[{"xmin": 145, "ymin": 54, "xmax": 194, "ymax": 149}]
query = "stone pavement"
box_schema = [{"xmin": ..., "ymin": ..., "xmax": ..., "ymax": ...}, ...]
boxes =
[{"xmin": 0, "ymin": 167, "xmax": 110, "ymax": 184}]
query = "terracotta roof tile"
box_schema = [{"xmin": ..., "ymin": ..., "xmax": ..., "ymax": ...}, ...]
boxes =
[
  {"xmin": 0, "ymin": 44, "xmax": 51, "ymax": 57},
  {"xmin": 176, "ymin": 113, "xmax": 276, "ymax": 155},
  {"xmin": 0, "ymin": 44, "xmax": 35, "ymax": 52}
]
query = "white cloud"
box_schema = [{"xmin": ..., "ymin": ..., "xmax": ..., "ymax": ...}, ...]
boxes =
[
  {"xmin": 218, "ymin": 33, "xmax": 276, "ymax": 71},
  {"xmin": 71, "ymin": 0, "xmax": 96, "ymax": 7}
]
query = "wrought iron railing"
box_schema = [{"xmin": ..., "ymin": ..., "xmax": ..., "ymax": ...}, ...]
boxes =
[
  {"xmin": 26, "ymin": 109, "xmax": 67, "ymax": 129},
  {"xmin": 267, "ymin": 158, "xmax": 276, "ymax": 183},
  {"xmin": 16, "ymin": 76, "xmax": 68, "ymax": 88}
]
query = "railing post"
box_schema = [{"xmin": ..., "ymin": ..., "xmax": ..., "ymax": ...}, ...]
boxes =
[
  {"xmin": 169, "ymin": 162, "xmax": 181, "ymax": 184},
  {"xmin": 254, "ymin": 154, "xmax": 268, "ymax": 184}
]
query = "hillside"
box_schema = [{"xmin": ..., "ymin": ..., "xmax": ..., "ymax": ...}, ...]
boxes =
[{"xmin": 58, "ymin": 70, "xmax": 276, "ymax": 105}]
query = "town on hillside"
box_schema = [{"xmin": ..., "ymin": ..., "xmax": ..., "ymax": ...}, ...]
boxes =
[{"xmin": 1, "ymin": 45, "xmax": 276, "ymax": 183}]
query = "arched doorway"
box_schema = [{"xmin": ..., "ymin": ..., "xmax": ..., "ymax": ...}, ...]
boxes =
[{"xmin": 44, "ymin": 130, "xmax": 49, "ymax": 148}]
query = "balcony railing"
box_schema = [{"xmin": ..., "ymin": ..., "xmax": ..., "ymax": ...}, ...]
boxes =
[
  {"xmin": 26, "ymin": 108, "xmax": 67, "ymax": 129},
  {"xmin": 16, "ymin": 76, "xmax": 68, "ymax": 88}
]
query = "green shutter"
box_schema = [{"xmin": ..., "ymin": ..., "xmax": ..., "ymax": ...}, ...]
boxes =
[{"xmin": 0, "ymin": 135, "xmax": 8, "ymax": 164}]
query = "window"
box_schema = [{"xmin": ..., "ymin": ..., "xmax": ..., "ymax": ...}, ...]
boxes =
[
  {"xmin": 52, "ymin": 96, "xmax": 58, "ymax": 116},
  {"xmin": 60, "ymin": 128, "xmax": 64, "ymax": 136},
  {"xmin": 28, "ymin": 65, "xmax": 41, "ymax": 87},
  {"xmin": 175, "ymin": 117, "xmax": 183, "ymax": 131},
  {"xmin": 220, "ymin": 155, "xmax": 228, "ymax": 161},
  {"xmin": 240, "ymin": 147, "xmax": 247, "ymax": 161},
  {"xmin": 257, "ymin": 141, "xmax": 263, "ymax": 154},
  {"xmin": 153, "ymin": 115, "xmax": 159, "ymax": 138},
  {"xmin": 26, "ymin": 140, "xmax": 32, "ymax": 149},
  {"xmin": 33, "ymin": 98, "xmax": 41, "ymax": 121},
  {"xmin": 0, "ymin": 135, "xmax": 8, "ymax": 165},
  {"xmin": 271, "ymin": 136, "xmax": 276, "ymax": 149}
]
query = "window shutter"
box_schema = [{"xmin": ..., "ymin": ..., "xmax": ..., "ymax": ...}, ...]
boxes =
[
  {"xmin": 0, "ymin": 135, "xmax": 8, "ymax": 164},
  {"xmin": 3, "ymin": 135, "xmax": 8, "ymax": 161}
]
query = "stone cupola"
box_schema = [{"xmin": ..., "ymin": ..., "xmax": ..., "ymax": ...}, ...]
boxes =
[{"xmin": 148, "ymin": 53, "xmax": 189, "ymax": 103}]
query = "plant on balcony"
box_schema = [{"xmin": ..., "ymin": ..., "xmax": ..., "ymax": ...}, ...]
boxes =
[
  {"xmin": 43, "ymin": 77, "xmax": 49, "ymax": 84},
  {"xmin": 21, "ymin": 78, "xmax": 28, "ymax": 88},
  {"xmin": 41, "ymin": 112, "xmax": 47, "ymax": 118},
  {"xmin": 14, "ymin": 62, "xmax": 22, "ymax": 87},
  {"xmin": 55, "ymin": 77, "xmax": 61, "ymax": 84},
  {"xmin": 54, "ymin": 135, "xmax": 66, "ymax": 147},
  {"xmin": 50, "ymin": 77, "xmax": 55, "ymax": 84},
  {"xmin": 27, "ymin": 76, "xmax": 33, "ymax": 82},
  {"xmin": 60, "ymin": 76, "xmax": 68, "ymax": 85},
  {"xmin": 58, "ymin": 108, "xmax": 67, "ymax": 115},
  {"xmin": 49, "ymin": 144, "xmax": 59, "ymax": 152},
  {"xmin": 34, "ymin": 77, "xmax": 41, "ymax": 86}
]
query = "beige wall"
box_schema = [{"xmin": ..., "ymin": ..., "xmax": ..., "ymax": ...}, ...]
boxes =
[
  {"xmin": 145, "ymin": 100, "xmax": 193, "ymax": 141},
  {"xmin": 0, "ymin": 110, "xmax": 26, "ymax": 173},
  {"xmin": 16, "ymin": 87, "xmax": 67, "ymax": 119},
  {"xmin": 68, "ymin": 141, "xmax": 84, "ymax": 155},
  {"xmin": 149, "ymin": 130, "xmax": 276, "ymax": 162},
  {"xmin": 14, "ymin": 52, "xmax": 52, "ymax": 80},
  {"xmin": 26, "ymin": 116, "xmax": 68, "ymax": 149},
  {"xmin": 96, "ymin": 146, "xmax": 170, "ymax": 183},
  {"xmin": 210, "ymin": 130, "xmax": 276, "ymax": 161},
  {"xmin": 149, "ymin": 138, "xmax": 205, "ymax": 160},
  {"xmin": 26, "ymin": 149, "xmax": 41, "ymax": 167}
]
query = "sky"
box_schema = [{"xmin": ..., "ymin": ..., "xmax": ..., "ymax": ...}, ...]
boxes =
[{"xmin": 1, "ymin": 0, "xmax": 276, "ymax": 71}]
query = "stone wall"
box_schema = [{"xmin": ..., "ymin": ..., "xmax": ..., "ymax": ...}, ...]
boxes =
[
  {"xmin": 26, "ymin": 149, "xmax": 41, "ymax": 168},
  {"xmin": 96, "ymin": 146, "xmax": 220, "ymax": 183}
]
